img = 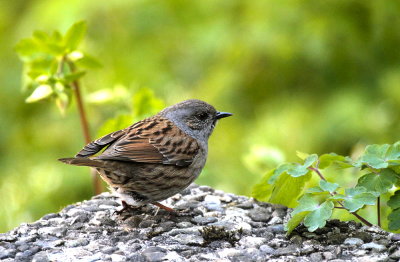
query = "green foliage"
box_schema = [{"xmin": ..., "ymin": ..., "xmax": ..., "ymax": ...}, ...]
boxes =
[
  {"xmin": 15, "ymin": 21, "xmax": 100, "ymax": 114},
  {"xmin": 3, "ymin": 0, "xmax": 400, "ymax": 233},
  {"xmin": 388, "ymin": 190, "xmax": 400, "ymax": 231},
  {"xmin": 253, "ymin": 142, "xmax": 400, "ymax": 232}
]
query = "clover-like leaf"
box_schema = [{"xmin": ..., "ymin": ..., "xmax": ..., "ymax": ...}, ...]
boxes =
[
  {"xmin": 304, "ymin": 200, "xmax": 334, "ymax": 232},
  {"xmin": 285, "ymin": 211, "xmax": 309, "ymax": 235},
  {"xmin": 25, "ymin": 85, "xmax": 53, "ymax": 103},
  {"xmin": 385, "ymin": 142, "xmax": 400, "ymax": 164},
  {"xmin": 388, "ymin": 208, "xmax": 400, "ymax": 231},
  {"xmin": 291, "ymin": 194, "xmax": 334, "ymax": 232},
  {"xmin": 64, "ymin": 21, "xmax": 87, "ymax": 51},
  {"xmin": 252, "ymin": 169, "xmax": 275, "ymax": 202},
  {"xmin": 287, "ymin": 154, "xmax": 317, "ymax": 177},
  {"xmin": 388, "ymin": 190, "xmax": 400, "ymax": 210},
  {"xmin": 356, "ymin": 143, "xmax": 400, "ymax": 170},
  {"xmin": 306, "ymin": 180, "xmax": 339, "ymax": 195},
  {"xmin": 356, "ymin": 144, "xmax": 390, "ymax": 169},
  {"xmin": 292, "ymin": 194, "xmax": 320, "ymax": 215},
  {"xmin": 268, "ymin": 163, "xmax": 293, "ymax": 184},
  {"xmin": 357, "ymin": 169, "xmax": 398, "ymax": 194},
  {"xmin": 318, "ymin": 153, "xmax": 353, "ymax": 169},
  {"xmin": 269, "ymin": 173, "xmax": 312, "ymax": 208},
  {"xmin": 341, "ymin": 187, "xmax": 377, "ymax": 212},
  {"xmin": 306, "ymin": 186, "xmax": 325, "ymax": 194},
  {"xmin": 320, "ymin": 180, "xmax": 339, "ymax": 193}
]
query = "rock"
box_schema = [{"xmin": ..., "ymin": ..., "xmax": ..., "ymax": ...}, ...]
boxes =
[
  {"xmin": 203, "ymin": 195, "xmax": 223, "ymax": 212},
  {"xmin": 238, "ymin": 236, "xmax": 266, "ymax": 248},
  {"xmin": 65, "ymin": 239, "xmax": 89, "ymax": 248},
  {"xmin": 361, "ymin": 242, "xmax": 387, "ymax": 252},
  {"xmin": 191, "ymin": 216, "xmax": 218, "ymax": 225},
  {"xmin": 266, "ymin": 224, "xmax": 285, "ymax": 234},
  {"xmin": 390, "ymin": 248, "xmax": 400, "ymax": 259},
  {"xmin": 248, "ymin": 207, "xmax": 271, "ymax": 222},
  {"xmin": 344, "ymin": 237, "xmax": 364, "ymax": 246},
  {"xmin": 110, "ymin": 253, "xmax": 125, "ymax": 262},
  {"xmin": 32, "ymin": 251, "xmax": 49, "ymax": 262},
  {"xmin": 259, "ymin": 244, "xmax": 275, "ymax": 254},
  {"xmin": 309, "ymin": 252, "xmax": 323, "ymax": 262},
  {"xmin": 274, "ymin": 245, "xmax": 298, "ymax": 256},
  {"xmin": 173, "ymin": 234, "xmax": 203, "ymax": 245},
  {"xmin": 235, "ymin": 200, "xmax": 254, "ymax": 209},
  {"xmin": 391, "ymin": 234, "xmax": 400, "ymax": 242},
  {"xmin": 0, "ymin": 184, "xmax": 397, "ymax": 261}
]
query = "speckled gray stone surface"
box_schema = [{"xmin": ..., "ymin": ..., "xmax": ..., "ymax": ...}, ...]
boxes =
[{"xmin": 1, "ymin": 184, "xmax": 400, "ymax": 261}]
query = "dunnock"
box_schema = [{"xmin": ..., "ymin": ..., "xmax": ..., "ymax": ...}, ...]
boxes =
[{"xmin": 59, "ymin": 99, "xmax": 232, "ymax": 212}]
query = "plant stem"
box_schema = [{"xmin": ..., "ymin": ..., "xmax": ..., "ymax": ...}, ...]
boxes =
[
  {"xmin": 308, "ymin": 166, "xmax": 373, "ymax": 227},
  {"xmin": 67, "ymin": 60, "xmax": 102, "ymax": 195},
  {"xmin": 336, "ymin": 201, "xmax": 373, "ymax": 227},
  {"xmin": 308, "ymin": 167, "xmax": 326, "ymax": 181},
  {"xmin": 377, "ymin": 196, "xmax": 381, "ymax": 227}
]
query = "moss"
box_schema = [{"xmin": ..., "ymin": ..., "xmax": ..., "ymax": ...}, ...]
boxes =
[{"xmin": 199, "ymin": 226, "xmax": 243, "ymax": 246}]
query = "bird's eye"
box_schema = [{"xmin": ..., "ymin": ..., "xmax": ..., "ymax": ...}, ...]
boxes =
[{"xmin": 196, "ymin": 112, "xmax": 208, "ymax": 121}]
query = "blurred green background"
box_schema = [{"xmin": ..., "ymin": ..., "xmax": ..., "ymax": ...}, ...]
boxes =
[{"xmin": 1, "ymin": 0, "xmax": 400, "ymax": 232}]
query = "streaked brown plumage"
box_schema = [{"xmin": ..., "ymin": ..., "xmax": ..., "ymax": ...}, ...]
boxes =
[{"xmin": 59, "ymin": 99, "xmax": 232, "ymax": 212}]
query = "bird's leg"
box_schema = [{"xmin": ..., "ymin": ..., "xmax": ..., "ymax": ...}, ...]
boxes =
[
  {"xmin": 114, "ymin": 200, "xmax": 139, "ymax": 215},
  {"xmin": 152, "ymin": 202, "xmax": 176, "ymax": 213}
]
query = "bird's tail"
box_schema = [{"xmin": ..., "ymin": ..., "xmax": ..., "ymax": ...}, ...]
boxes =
[{"xmin": 58, "ymin": 157, "xmax": 105, "ymax": 168}]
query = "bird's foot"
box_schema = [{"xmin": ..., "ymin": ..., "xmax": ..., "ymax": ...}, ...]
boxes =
[
  {"xmin": 151, "ymin": 202, "xmax": 197, "ymax": 217},
  {"xmin": 113, "ymin": 201, "xmax": 140, "ymax": 215}
]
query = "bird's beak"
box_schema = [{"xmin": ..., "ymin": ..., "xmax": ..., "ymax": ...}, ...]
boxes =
[{"xmin": 216, "ymin": 111, "xmax": 233, "ymax": 119}]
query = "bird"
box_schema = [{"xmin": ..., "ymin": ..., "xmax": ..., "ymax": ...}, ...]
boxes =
[{"xmin": 59, "ymin": 99, "xmax": 232, "ymax": 213}]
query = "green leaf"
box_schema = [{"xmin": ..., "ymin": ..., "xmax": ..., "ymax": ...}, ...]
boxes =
[
  {"xmin": 320, "ymin": 180, "xmax": 339, "ymax": 193},
  {"xmin": 25, "ymin": 85, "xmax": 53, "ymax": 103},
  {"xmin": 304, "ymin": 200, "xmax": 334, "ymax": 232},
  {"xmin": 55, "ymin": 92, "xmax": 69, "ymax": 115},
  {"xmin": 385, "ymin": 142, "xmax": 400, "ymax": 163},
  {"xmin": 252, "ymin": 169, "xmax": 275, "ymax": 202},
  {"xmin": 291, "ymin": 194, "xmax": 334, "ymax": 231},
  {"xmin": 63, "ymin": 71, "xmax": 86, "ymax": 83},
  {"xmin": 15, "ymin": 38, "xmax": 42, "ymax": 60},
  {"xmin": 357, "ymin": 169, "xmax": 398, "ymax": 194},
  {"xmin": 306, "ymin": 186, "xmax": 325, "ymax": 194},
  {"xmin": 342, "ymin": 187, "xmax": 377, "ymax": 212},
  {"xmin": 296, "ymin": 151, "xmax": 309, "ymax": 160},
  {"xmin": 75, "ymin": 54, "xmax": 102, "ymax": 69},
  {"xmin": 355, "ymin": 143, "xmax": 400, "ymax": 170},
  {"xmin": 388, "ymin": 190, "xmax": 400, "ymax": 210},
  {"xmin": 356, "ymin": 144, "xmax": 390, "ymax": 169},
  {"xmin": 388, "ymin": 208, "xmax": 400, "ymax": 231},
  {"xmin": 268, "ymin": 163, "xmax": 292, "ymax": 183},
  {"xmin": 33, "ymin": 30, "xmax": 49, "ymax": 42},
  {"xmin": 329, "ymin": 194, "xmax": 345, "ymax": 200},
  {"xmin": 269, "ymin": 172, "xmax": 312, "ymax": 208},
  {"xmin": 318, "ymin": 153, "xmax": 353, "ymax": 169},
  {"xmin": 285, "ymin": 211, "xmax": 309, "ymax": 235},
  {"xmin": 292, "ymin": 194, "xmax": 320, "ymax": 215},
  {"xmin": 304, "ymin": 154, "xmax": 318, "ymax": 167},
  {"xmin": 287, "ymin": 165, "xmax": 309, "ymax": 177},
  {"xmin": 64, "ymin": 21, "xmax": 87, "ymax": 51},
  {"xmin": 287, "ymin": 154, "xmax": 317, "ymax": 177}
]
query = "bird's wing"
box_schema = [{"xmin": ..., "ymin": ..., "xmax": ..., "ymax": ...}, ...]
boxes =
[
  {"xmin": 75, "ymin": 129, "xmax": 126, "ymax": 157},
  {"xmin": 94, "ymin": 116, "xmax": 199, "ymax": 167}
]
